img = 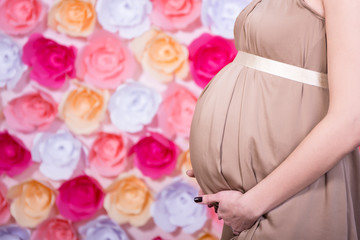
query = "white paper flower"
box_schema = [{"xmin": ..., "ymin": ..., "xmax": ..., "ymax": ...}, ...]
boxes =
[
  {"xmin": 78, "ymin": 215, "xmax": 129, "ymax": 240},
  {"xmin": 108, "ymin": 81, "xmax": 161, "ymax": 133},
  {"xmin": 0, "ymin": 34, "xmax": 27, "ymax": 89},
  {"xmin": 32, "ymin": 130, "xmax": 86, "ymax": 181},
  {"xmin": 151, "ymin": 179, "xmax": 208, "ymax": 234},
  {"xmin": 201, "ymin": 0, "xmax": 251, "ymax": 39},
  {"xmin": 96, "ymin": 0, "xmax": 152, "ymax": 39}
]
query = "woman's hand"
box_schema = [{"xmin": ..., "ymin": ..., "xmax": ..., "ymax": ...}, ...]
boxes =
[{"xmin": 195, "ymin": 190, "xmax": 259, "ymax": 235}]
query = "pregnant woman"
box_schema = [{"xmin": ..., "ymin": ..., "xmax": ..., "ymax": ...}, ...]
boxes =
[{"xmin": 189, "ymin": 0, "xmax": 360, "ymax": 239}]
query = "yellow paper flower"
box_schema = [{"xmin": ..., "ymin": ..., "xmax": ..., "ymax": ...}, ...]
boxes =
[
  {"xmin": 198, "ymin": 233, "xmax": 218, "ymax": 240},
  {"xmin": 7, "ymin": 180, "xmax": 55, "ymax": 228},
  {"xmin": 130, "ymin": 29, "xmax": 189, "ymax": 83},
  {"xmin": 59, "ymin": 83, "xmax": 109, "ymax": 135},
  {"xmin": 104, "ymin": 174, "xmax": 153, "ymax": 227},
  {"xmin": 48, "ymin": 0, "xmax": 96, "ymax": 37}
]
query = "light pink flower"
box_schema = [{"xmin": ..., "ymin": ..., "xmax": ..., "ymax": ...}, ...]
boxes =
[
  {"xmin": 0, "ymin": 0, "xmax": 46, "ymax": 35},
  {"xmin": 89, "ymin": 133, "xmax": 128, "ymax": 177},
  {"xmin": 3, "ymin": 91, "xmax": 57, "ymax": 133},
  {"xmin": 188, "ymin": 33, "xmax": 237, "ymax": 88},
  {"xmin": 76, "ymin": 31, "xmax": 135, "ymax": 89},
  {"xmin": 157, "ymin": 84, "xmax": 197, "ymax": 139},
  {"xmin": 129, "ymin": 132, "xmax": 179, "ymax": 179},
  {"xmin": 150, "ymin": 0, "xmax": 201, "ymax": 31},
  {"xmin": 22, "ymin": 33, "xmax": 76, "ymax": 89},
  {"xmin": 0, "ymin": 183, "xmax": 10, "ymax": 225}
]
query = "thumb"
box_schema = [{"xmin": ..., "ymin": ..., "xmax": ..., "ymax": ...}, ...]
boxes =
[{"xmin": 194, "ymin": 193, "xmax": 219, "ymax": 205}]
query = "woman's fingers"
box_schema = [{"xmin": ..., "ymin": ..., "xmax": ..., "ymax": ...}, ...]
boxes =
[{"xmin": 186, "ymin": 169, "xmax": 195, "ymax": 178}]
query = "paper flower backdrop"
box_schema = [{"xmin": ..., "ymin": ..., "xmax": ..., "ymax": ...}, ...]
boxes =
[{"xmin": 0, "ymin": 0, "xmax": 251, "ymax": 239}]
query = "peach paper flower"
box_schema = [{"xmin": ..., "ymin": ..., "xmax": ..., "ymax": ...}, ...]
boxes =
[
  {"xmin": 150, "ymin": 0, "xmax": 201, "ymax": 31},
  {"xmin": 130, "ymin": 29, "xmax": 189, "ymax": 83},
  {"xmin": 0, "ymin": 0, "xmax": 46, "ymax": 35},
  {"xmin": 7, "ymin": 180, "xmax": 55, "ymax": 228},
  {"xmin": 157, "ymin": 84, "xmax": 197, "ymax": 139},
  {"xmin": 104, "ymin": 174, "xmax": 153, "ymax": 227},
  {"xmin": 48, "ymin": 0, "xmax": 96, "ymax": 37},
  {"xmin": 89, "ymin": 132, "xmax": 128, "ymax": 177},
  {"xmin": 59, "ymin": 83, "xmax": 109, "ymax": 135},
  {"xmin": 3, "ymin": 91, "xmax": 57, "ymax": 133},
  {"xmin": 76, "ymin": 31, "xmax": 135, "ymax": 89}
]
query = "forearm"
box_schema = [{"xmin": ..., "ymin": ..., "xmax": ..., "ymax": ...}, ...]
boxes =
[{"xmin": 242, "ymin": 113, "xmax": 359, "ymax": 217}]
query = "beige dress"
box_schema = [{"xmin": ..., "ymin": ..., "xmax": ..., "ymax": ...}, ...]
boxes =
[{"xmin": 189, "ymin": 0, "xmax": 360, "ymax": 239}]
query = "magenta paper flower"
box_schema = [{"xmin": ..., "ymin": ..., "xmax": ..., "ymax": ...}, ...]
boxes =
[
  {"xmin": 89, "ymin": 132, "xmax": 128, "ymax": 177},
  {"xmin": 0, "ymin": 0, "xmax": 46, "ymax": 36},
  {"xmin": 157, "ymin": 84, "xmax": 197, "ymax": 139},
  {"xmin": 0, "ymin": 131, "xmax": 32, "ymax": 177},
  {"xmin": 56, "ymin": 175, "xmax": 104, "ymax": 221},
  {"xmin": 76, "ymin": 30, "xmax": 135, "ymax": 89},
  {"xmin": 150, "ymin": 0, "xmax": 201, "ymax": 31},
  {"xmin": 22, "ymin": 33, "xmax": 76, "ymax": 89},
  {"xmin": 129, "ymin": 132, "xmax": 179, "ymax": 179},
  {"xmin": 3, "ymin": 91, "xmax": 57, "ymax": 133},
  {"xmin": 188, "ymin": 33, "xmax": 237, "ymax": 88}
]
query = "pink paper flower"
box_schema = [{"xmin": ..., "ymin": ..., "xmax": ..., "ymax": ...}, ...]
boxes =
[
  {"xmin": 0, "ymin": 131, "xmax": 32, "ymax": 177},
  {"xmin": 3, "ymin": 91, "xmax": 57, "ymax": 133},
  {"xmin": 89, "ymin": 132, "xmax": 128, "ymax": 177},
  {"xmin": 0, "ymin": 0, "xmax": 46, "ymax": 35},
  {"xmin": 157, "ymin": 84, "xmax": 197, "ymax": 139},
  {"xmin": 150, "ymin": 0, "xmax": 201, "ymax": 31},
  {"xmin": 76, "ymin": 31, "xmax": 135, "ymax": 89},
  {"xmin": 22, "ymin": 33, "xmax": 76, "ymax": 89},
  {"xmin": 0, "ymin": 183, "xmax": 10, "ymax": 225},
  {"xmin": 56, "ymin": 175, "xmax": 104, "ymax": 221},
  {"xmin": 31, "ymin": 217, "xmax": 78, "ymax": 240},
  {"xmin": 188, "ymin": 33, "xmax": 237, "ymax": 88},
  {"xmin": 129, "ymin": 132, "xmax": 179, "ymax": 179}
]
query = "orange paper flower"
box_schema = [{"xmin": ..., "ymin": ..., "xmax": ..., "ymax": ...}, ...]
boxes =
[
  {"xmin": 130, "ymin": 29, "xmax": 189, "ymax": 83},
  {"xmin": 104, "ymin": 174, "xmax": 153, "ymax": 227},
  {"xmin": 7, "ymin": 180, "xmax": 55, "ymax": 228},
  {"xmin": 198, "ymin": 233, "xmax": 218, "ymax": 240},
  {"xmin": 48, "ymin": 0, "xmax": 96, "ymax": 37},
  {"xmin": 59, "ymin": 83, "xmax": 109, "ymax": 135}
]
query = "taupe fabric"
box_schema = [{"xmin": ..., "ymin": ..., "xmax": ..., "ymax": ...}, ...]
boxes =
[{"xmin": 189, "ymin": 0, "xmax": 360, "ymax": 239}]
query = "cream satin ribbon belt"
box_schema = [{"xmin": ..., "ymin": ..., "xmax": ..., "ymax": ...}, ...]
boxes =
[{"xmin": 234, "ymin": 51, "xmax": 328, "ymax": 88}]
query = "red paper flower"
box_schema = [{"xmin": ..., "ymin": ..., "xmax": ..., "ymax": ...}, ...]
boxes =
[
  {"xmin": 188, "ymin": 33, "xmax": 237, "ymax": 88},
  {"xmin": 0, "ymin": 131, "xmax": 32, "ymax": 177},
  {"xmin": 129, "ymin": 132, "xmax": 179, "ymax": 179},
  {"xmin": 22, "ymin": 33, "xmax": 76, "ymax": 89},
  {"xmin": 56, "ymin": 175, "xmax": 104, "ymax": 221},
  {"xmin": 31, "ymin": 217, "xmax": 78, "ymax": 240}
]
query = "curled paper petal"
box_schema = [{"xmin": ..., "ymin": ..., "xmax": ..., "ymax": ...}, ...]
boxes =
[
  {"xmin": 157, "ymin": 84, "xmax": 197, "ymax": 139},
  {"xmin": 0, "ymin": 131, "xmax": 32, "ymax": 177},
  {"xmin": 151, "ymin": 180, "xmax": 207, "ymax": 234},
  {"xmin": 96, "ymin": 0, "xmax": 152, "ymax": 39},
  {"xmin": 188, "ymin": 33, "xmax": 237, "ymax": 88},
  {"xmin": 89, "ymin": 132, "xmax": 128, "ymax": 177},
  {"xmin": 0, "ymin": 33, "xmax": 27, "ymax": 89},
  {"xmin": 0, "ymin": 0, "xmax": 46, "ymax": 35},
  {"xmin": 201, "ymin": 0, "xmax": 251, "ymax": 39},
  {"xmin": 0, "ymin": 225, "xmax": 31, "ymax": 240},
  {"xmin": 48, "ymin": 0, "xmax": 96, "ymax": 37},
  {"xmin": 22, "ymin": 33, "xmax": 76, "ymax": 89},
  {"xmin": 150, "ymin": 0, "xmax": 201, "ymax": 31},
  {"xmin": 7, "ymin": 180, "xmax": 55, "ymax": 228},
  {"xmin": 108, "ymin": 81, "xmax": 161, "ymax": 133},
  {"xmin": 78, "ymin": 215, "xmax": 129, "ymax": 240},
  {"xmin": 4, "ymin": 91, "xmax": 57, "ymax": 133},
  {"xmin": 129, "ymin": 132, "xmax": 179, "ymax": 179},
  {"xmin": 130, "ymin": 29, "xmax": 189, "ymax": 83},
  {"xmin": 76, "ymin": 31, "xmax": 135, "ymax": 89},
  {"xmin": 104, "ymin": 174, "xmax": 153, "ymax": 226},
  {"xmin": 56, "ymin": 175, "xmax": 104, "ymax": 221},
  {"xmin": 31, "ymin": 130, "xmax": 86, "ymax": 181}
]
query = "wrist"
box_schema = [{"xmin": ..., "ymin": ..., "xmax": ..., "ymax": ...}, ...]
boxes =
[{"xmin": 240, "ymin": 189, "xmax": 268, "ymax": 219}]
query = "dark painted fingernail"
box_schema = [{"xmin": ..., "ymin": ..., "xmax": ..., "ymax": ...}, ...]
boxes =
[
  {"xmin": 194, "ymin": 197, "xmax": 202, "ymax": 203},
  {"xmin": 208, "ymin": 204, "xmax": 213, "ymax": 208}
]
